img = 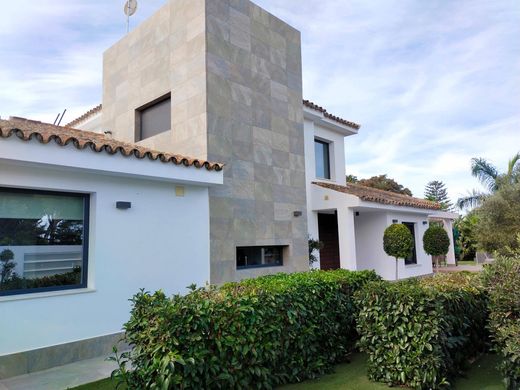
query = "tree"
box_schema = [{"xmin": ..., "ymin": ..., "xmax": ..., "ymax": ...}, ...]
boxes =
[
  {"xmin": 346, "ymin": 174, "xmax": 358, "ymax": 183},
  {"xmin": 457, "ymin": 152, "xmax": 520, "ymax": 210},
  {"xmin": 423, "ymin": 225, "xmax": 450, "ymax": 269},
  {"xmin": 0, "ymin": 249, "xmax": 16, "ymax": 285},
  {"xmin": 475, "ymin": 183, "xmax": 520, "ymax": 255},
  {"xmin": 357, "ymin": 174, "xmax": 413, "ymax": 196},
  {"xmin": 308, "ymin": 236, "xmax": 323, "ymax": 266},
  {"xmin": 383, "ymin": 224, "xmax": 414, "ymax": 280},
  {"xmin": 454, "ymin": 213, "xmax": 479, "ymax": 261},
  {"xmin": 424, "ymin": 180, "xmax": 452, "ymax": 210}
]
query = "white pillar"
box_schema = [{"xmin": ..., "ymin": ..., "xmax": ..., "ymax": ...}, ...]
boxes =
[
  {"xmin": 337, "ymin": 208, "xmax": 357, "ymax": 270},
  {"xmin": 444, "ymin": 219, "xmax": 456, "ymax": 265},
  {"xmin": 307, "ymin": 211, "xmax": 320, "ymax": 270}
]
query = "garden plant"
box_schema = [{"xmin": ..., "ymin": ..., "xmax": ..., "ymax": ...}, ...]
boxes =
[{"xmin": 383, "ymin": 223, "xmax": 414, "ymax": 280}]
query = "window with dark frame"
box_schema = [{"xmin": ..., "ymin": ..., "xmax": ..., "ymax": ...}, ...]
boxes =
[
  {"xmin": 236, "ymin": 246, "xmax": 284, "ymax": 269},
  {"xmin": 136, "ymin": 93, "xmax": 171, "ymax": 141},
  {"xmin": 0, "ymin": 187, "xmax": 89, "ymax": 296},
  {"xmin": 314, "ymin": 139, "xmax": 331, "ymax": 179},
  {"xmin": 402, "ymin": 222, "xmax": 417, "ymax": 265}
]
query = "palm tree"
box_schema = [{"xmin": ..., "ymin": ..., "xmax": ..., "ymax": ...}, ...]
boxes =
[{"xmin": 457, "ymin": 152, "xmax": 520, "ymax": 210}]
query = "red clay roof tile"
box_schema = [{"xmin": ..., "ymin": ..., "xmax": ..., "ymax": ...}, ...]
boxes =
[{"xmin": 0, "ymin": 117, "xmax": 224, "ymax": 172}]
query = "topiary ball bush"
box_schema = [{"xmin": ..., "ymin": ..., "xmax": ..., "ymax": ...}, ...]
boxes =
[
  {"xmin": 383, "ymin": 224, "xmax": 413, "ymax": 259},
  {"xmin": 423, "ymin": 224, "xmax": 450, "ymax": 257},
  {"xmin": 0, "ymin": 249, "xmax": 14, "ymax": 262}
]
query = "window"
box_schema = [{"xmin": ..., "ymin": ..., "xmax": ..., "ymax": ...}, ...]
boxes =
[
  {"xmin": 136, "ymin": 93, "xmax": 171, "ymax": 141},
  {"xmin": 0, "ymin": 188, "xmax": 89, "ymax": 296},
  {"xmin": 236, "ymin": 246, "xmax": 284, "ymax": 269},
  {"xmin": 402, "ymin": 222, "xmax": 417, "ymax": 265},
  {"xmin": 314, "ymin": 139, "xmax": 331, "ymax": 179}
]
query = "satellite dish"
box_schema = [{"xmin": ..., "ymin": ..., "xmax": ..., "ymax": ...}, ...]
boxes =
[{"xmin": 124, "ymin": 0, "xmax": 138, "ymax": 16}]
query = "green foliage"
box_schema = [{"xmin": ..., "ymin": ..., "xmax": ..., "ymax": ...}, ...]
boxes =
[
  {"xmin": 357, "ymin": 174, "xmax": 413, "ymax": 196},
  {"xmin": 475, "ymin": 183, "xmax": 520, "ymax": 255},
  {"xmin": 111, "ymin": 270, "xmax": 380, "ymax": 389},
  {"xmin": 457, "ymin": 152, "xmax": 520, "ymax": 210},
  {"xmin": 423, "ymin": 225, "xmax": 450, "ymax": 257},
  {"xmin": 355, "ymin": 273, "xmax": 488, "ymax": 389},
  {"xmin": 345, "ymin": 174, "xmax": 358, "ymax": 183},
  {"xmin": 308, "ymin": 236, "xmax": 323, "ymax": 266},
  {"xmin": 482, "ymin": 248, "xmax": 520, "ymax": 389},
  {"xmin": 0, "ymin": 249, "xmax": 16, "ymax": 285},
  {"xmin": 424, "ymin": 180, "xmax": 453, "ymax": 210},
  {"xmin": 454, "ymin": 213, "xmax": 479, "ymax": 261},
  {"xmin": 383, "ymin": 224, "xmax": 414, "ymax": 260},
  {"xmin": 0, "ymin": 266, "xmax": 81, "ymax": 291}
]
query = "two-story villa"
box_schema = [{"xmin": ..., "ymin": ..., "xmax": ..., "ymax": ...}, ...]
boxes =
[{"xmin": 0, "ymin": 0, "xmax": 456, "ymax": 379}]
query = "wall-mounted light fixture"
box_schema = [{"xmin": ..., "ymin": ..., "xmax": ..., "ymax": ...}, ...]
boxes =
[
  {"xmin": 116, "ymin": 201, "xmax": 131, "ymax": 210},
  {"xmin": 355, "ymin": 212, "xmax": 360, "ymax": 216},
  {"xmin": 392, "ymin": 219, "xmax": 398, "ymax": 223},
  {"xmin": 293, "ymin": 211, "xmax": 302, "ymax": 217}
]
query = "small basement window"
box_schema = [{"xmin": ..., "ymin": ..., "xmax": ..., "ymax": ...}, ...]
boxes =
[
  {"xmin": 236, "ymin": 246, "xmax": 284, "ymax": 269},
  {"xmin": 314, "ymin": 139, "xmax": 331, "ymax": 179},
  {"xmin": 136, "ymin": 93, "xmax": 171, "ymax": 141},
  {"xmin": 0, "ymin": 187, "xmax": 89, "ymax": 296}
]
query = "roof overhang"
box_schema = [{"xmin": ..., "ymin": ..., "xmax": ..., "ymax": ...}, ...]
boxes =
[
  {"xmin": 303, "ymin": 107, "xmax": 358, "ymax": 137},
  {"xmin": 0, "ymin": 137, "xmax": 223, "ymax": 187}
]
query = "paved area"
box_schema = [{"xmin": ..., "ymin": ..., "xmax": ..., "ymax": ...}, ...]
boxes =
[
  {"xmin": 0, "ymin": 355, "xmax": 116, "ymax": 390},
  {"xmin": 437, "ymin": 264, "xmax": 484, "ymax": 273}
]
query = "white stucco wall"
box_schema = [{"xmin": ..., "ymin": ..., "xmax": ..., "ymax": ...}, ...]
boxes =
[
  {"xmin": 355, "ymin": 210, "xmax": 433, "ymax": 280},
  {"xmin": 0, "ymin": 161, "xmax": 212, "ymax": 355}
]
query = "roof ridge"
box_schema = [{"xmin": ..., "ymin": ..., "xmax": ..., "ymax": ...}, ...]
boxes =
[
  {"xmin": 303, "ymin": 100, "xmax": 361, "ymax": 129},
  {"xmin": 65, "ymin": 104, "xmax": 102, "ymax": 127}
]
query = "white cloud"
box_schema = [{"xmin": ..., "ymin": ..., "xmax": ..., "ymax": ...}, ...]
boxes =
[{"xmin": 1, "ymin": 0, "xmax": 519, "ymax": 205}]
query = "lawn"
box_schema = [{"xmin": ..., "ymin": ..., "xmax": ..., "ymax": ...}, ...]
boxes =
[
  {"xmin": 69, "ymin": 353, "xmax": 503, "ymax": 390},
  {"xmin": 457, "ymin": 260, "xmax": 477, "ymax": 266}
]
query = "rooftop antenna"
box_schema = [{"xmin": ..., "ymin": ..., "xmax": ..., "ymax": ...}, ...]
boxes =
[
  {"xmin": 124, "ymin": 0, "xmax": 138, "ymax": 33},
  {"xmin": 53, "ymin": 109, "xmax": 67, "ymax": 126}
]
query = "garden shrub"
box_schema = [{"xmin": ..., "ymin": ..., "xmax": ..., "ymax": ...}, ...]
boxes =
[
  {"xmin": 383, "ymin": 223, "xmax": 414, "ymax": 280},
  {"xmin": 482, "ymin": 252, "xmax": 520, "ymax": 389},
  {"xmin": 355, "ymin": 273, "xmax": 488, "ymax": 389},
  {"xmin": 111, "ymin": 269, "xmax": 379, "ymax": 389}
]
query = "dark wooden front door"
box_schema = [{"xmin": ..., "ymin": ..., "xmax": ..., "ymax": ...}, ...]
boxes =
[{"xmin": 318, "ymin": 212, "xmax": 340, "ymax": 270}]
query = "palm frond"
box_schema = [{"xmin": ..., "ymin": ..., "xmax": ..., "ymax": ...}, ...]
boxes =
[
  {"xmin": 471, "ymin": 157, "xmax": 499, "ymax": 192},
  {"xmin": 456, "ymin": 189, "xmax": 488, "ymax": 210},
  {"xmin": 507, "ymin": 152, "xmax": 520, "ymax": 180}
]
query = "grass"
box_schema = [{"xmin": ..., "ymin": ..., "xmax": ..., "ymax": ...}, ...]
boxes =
[
  {"xmin": 457, "ymin": 260, "xmax": 477, "ymax": 266},
  {"xmin": 70, "ymin": 353, "xmax": 503, "ymax": 390}
]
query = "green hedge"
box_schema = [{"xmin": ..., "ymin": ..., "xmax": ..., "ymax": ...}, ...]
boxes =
[
  {"xmin": 112, "ymin": 269, "xmax": 379, "ymax": 389},
  {"xmin": 355, "ymin": 273, "xmax": 488, "ymax": 389},
  {"xmin": 482, "ymin": 254, "xmax": 520, "ymax": 389}
]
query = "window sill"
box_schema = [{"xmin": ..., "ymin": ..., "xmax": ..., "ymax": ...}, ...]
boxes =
[
  {"xmin": 237, "ymin": 264, "xmax": 284, "ymax": 271},
  {"xmin": 0, "ymin": 288, "xmax": 96, "ymax": 303},
  {"xmin": 405, "ymin": 264, "xmax": 421, "ymax": 268}
]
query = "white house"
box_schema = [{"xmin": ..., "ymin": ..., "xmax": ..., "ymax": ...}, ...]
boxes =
[
  {"xmin": 0, "ymin": 0, "xmax": 457, "ymax": 379},
  {"xmin": 303, "ymin": 101, "xmax": 457, "ymax": 280},
  {"xmin": 0, "ymin": 118, "xmax": 223, "ymax": 377}
]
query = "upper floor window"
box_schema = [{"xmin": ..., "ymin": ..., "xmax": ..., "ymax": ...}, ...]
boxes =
[
  {"xmin": 136, "ymin": 93, "xmax": 171, "ymax": 141},
  {"xmin": 314, "ymin": 139, "xmax": 331, "ymax": 179},
  {"xmin": 0, "ymin": 187, "xmax": 89, "ymax": 296}
]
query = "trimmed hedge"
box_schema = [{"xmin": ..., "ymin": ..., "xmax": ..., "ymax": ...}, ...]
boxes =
[
  {"xmin": 112, "ymin": 269, "xmax": 379, "ymax": 389},
  {"xmin": 482, "ymin": 254, "xmax": 520, "ymax": 389},
  {"xmin": 355, "ymin": 273, "xmax": 488, "ymax": 389}
]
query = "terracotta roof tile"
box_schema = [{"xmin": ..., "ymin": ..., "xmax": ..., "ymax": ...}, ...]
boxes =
[
  {"xmin": 0, "ymin": 117, "xmax": 224, "ymax": 172},
  {"xmin": 313, "ymin": 181, "xmax": 440, "ymax": 210},
  {"xmin": 303, "ymin": 100, "xmax": 361, "ymax": 130},
  {"xmin": 65, "ymin": 104, "xmax": 102, "ymax": 127}
]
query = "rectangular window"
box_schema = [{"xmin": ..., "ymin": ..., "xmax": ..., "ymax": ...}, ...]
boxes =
[
  {"xmin": 236, "ymin": 246, "xmax": 284, "ymax": 269},
  {"xmin": 136, "ymin": 93, "xmax": 171, "ymax": 141},
  {"xmin": 402, "ymin": 222, "xmax": 417, "ymax": 265},
  {"xmin": 314, "ymin": 139, "xmax": 331, "ymax": 179},
  {"xmin": 0, "ymin": 188, "xmax": 89, "ymax": 296}
]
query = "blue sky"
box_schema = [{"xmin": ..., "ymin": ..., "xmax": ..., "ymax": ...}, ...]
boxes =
[{"xmin": 1, "ymin": 0, "xmax": 519, "ymax": 203}]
